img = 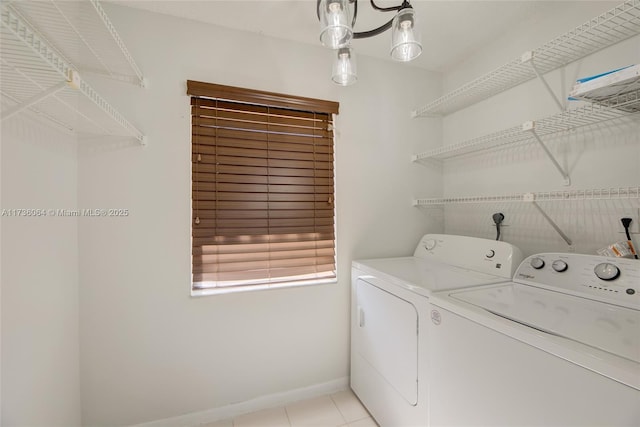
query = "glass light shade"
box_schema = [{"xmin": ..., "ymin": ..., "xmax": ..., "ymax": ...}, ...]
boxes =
[
  {"xmin": 332, "ymin": 47, "xmax": 357, "ymax": 86},
  {"xmin": 390, "ymin": 8, "xmax": 422, "ymax": 62},
  {"xmin": 319, "ymin": 0, "xmax": 352, "ymax": 49}
]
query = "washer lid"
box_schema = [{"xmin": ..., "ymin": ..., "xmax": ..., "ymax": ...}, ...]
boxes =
[
  {"xmin": 353, "ymin": 257, "xmax": 506, "ymax": 297},
  {"xmin": 451, "ymin": 283, "xmax": 640, "ymax": 363}
]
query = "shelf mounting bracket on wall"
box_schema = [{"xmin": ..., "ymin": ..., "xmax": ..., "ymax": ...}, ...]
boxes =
[
  {"xmin": 524, "ymin": 193, "xmax": 573, "ymax": 246},
  {"xmin": 521, "ymin": 51, "xmax": 565, "ymax": 112},
  {"xmin": 523, "ymin": 121, "xmax": 571, "ymax": 186}
]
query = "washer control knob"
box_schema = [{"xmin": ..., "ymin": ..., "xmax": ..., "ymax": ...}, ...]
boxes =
[
  {"xmin": 551, "ymin": 260, "xmax": 568, "ymax": 272},
  {"xmin": 486, "ymin": 250, "xmax": 495, "ymax": 258},
  {"xmin": 424, "ymin": 239, "xmax": 437, "ymax": 251},
  {"xmin": 530, "ymin": 257, "xmax": 545, "ymax": 269},
  {"xmin": 594, "ymin": 263, "xmax": 620, "ymax": 281}
]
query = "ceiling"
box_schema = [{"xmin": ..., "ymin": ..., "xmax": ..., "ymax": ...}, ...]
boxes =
[{"xmin": 110, "ymin": 1, "xmax": 592, "ymax": 72}]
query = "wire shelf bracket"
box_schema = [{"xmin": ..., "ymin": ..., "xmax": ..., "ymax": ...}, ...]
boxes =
[
  {"xmin": 523, "ymin": 120, "xmax": 571, "ymax": 186},
  {"xmin": 525, "ymin": 193, "xmax": 573, "ymax": 246},
  {"xmin": 521, "ymin": 51, "xmax": 565, "ymax": 112}
]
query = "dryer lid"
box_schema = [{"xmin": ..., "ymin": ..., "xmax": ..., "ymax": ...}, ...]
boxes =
[
  {"xmin": 353, "ymin": 257, "xmax": 506, "ymax": 297},
  {"xmin": 451, "ymin": 283, "xmax": 640, "ymax": 364}
]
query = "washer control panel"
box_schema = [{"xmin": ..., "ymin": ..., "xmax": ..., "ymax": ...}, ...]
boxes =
[{"xmin": 515, "ymin": 253, "xmax": 640, "ymax": 308}]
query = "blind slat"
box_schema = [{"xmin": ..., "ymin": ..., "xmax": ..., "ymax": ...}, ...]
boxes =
[
  {"xmin": 193, "ymin": 150, "xmax": 334, "ymax": 163},
  {"xmin": 193, "ymin": 164, "xmax": 334, "ymax": 178},
  {"xmin": 193, "ymin": 239, "xmax": 336, "ymax": 255},
  {"xmin": 193, "ymin": 200, "xmax": 335, "ymax": 211},
  {"xmin": 192, "ymin": 209, "xmax": 334, "ymax": 221},
  {"xmin": 193, "ymin": 129, "xmax": 334, "ymax": 146},
  {"xmin": 193, "ymin": 116, "xmax": 332, "ymax": 138},
  {"xmin": 192, "ymin": 98, "xmax": 335, "ymax": 122},
  {"xmin": 192, "ymin": 106, "xmax": 333, "ymax": 130}
]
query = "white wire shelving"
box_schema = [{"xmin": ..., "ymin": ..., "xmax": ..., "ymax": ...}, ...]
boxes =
[
  {"xmin": 414, "ymin": 187, "xmax": 640, "ymax": 245},
  {"xmin": 412, "ymin": 0, "xmax": 640, "ymax": 118},
  {"xmin": 0, "ymin": 1, "xmax": 146, "ymax": 144},
  {"xmin": 412, "ymin": 92, "xmax": 640, "ymax": 162},
  {"xmin": 413, "ymin": 187, "xmax": 640, "ymax": 207}
]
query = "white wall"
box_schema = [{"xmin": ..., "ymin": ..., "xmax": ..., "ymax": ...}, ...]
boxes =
[
  {"xmin": 0, "ymin": 118, "xmax": 81, "ymax": 426},
  {"xmin": 78, "ymin": 4, "xmax": 441, "ymax": 426},
  {"xmin": 437, "ymin": 2, "xmax": 640, "ymax": 256}
]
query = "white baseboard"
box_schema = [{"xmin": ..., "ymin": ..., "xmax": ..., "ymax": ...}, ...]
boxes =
[{"xmin": 129, "ymin": 377, "xmax": 350, "ymax": 427}]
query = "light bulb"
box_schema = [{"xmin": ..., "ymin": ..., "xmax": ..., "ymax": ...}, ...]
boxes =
[
  {"xmin": 390, "ymin": 8, "xmax": 422, "ymax": 62},
  {"xmin": 319, "ymin": 0, "xmax": 353, "ymax": 49},
  {"xmin": 332, "ymin": 46, "xmax": 357, "ymax": 86}
]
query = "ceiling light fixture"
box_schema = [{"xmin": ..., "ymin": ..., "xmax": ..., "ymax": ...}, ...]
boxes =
[{"xmin": 317, "ymin": 0, "xmax": 422, "ymax": 86}]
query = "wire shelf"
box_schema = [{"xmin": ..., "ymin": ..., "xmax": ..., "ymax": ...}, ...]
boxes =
[
  {"xmin": 6, "ymin": 0, "xmax": 144, "ymax": 85},
  {"xmin": 1, "ymin": 2, "xmax": 146, "ymax": 142},
  {"xmin": 412, "ymin": 97, "xmax": 639, "ymax": 161},
  {"xmin": 413, "ymin": 187, "xmax": 640, "ymax": 206},
  {"xmin": 412, "ymin": 0, "xmax": 640, "ymax": 117}
]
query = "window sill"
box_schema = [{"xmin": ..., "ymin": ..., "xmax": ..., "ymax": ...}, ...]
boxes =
[{"xmin": 191, "ymin": 277, "xmax": 338, "ymax": 297}]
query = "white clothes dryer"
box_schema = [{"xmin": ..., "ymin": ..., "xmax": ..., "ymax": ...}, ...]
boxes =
[
  {"xmin": 351, "ymin": 234, "xmax": 523, "ymax": 427},
  {"xmin": 428, "ymin": 253, "xmax": 640, "ymax": 426}
]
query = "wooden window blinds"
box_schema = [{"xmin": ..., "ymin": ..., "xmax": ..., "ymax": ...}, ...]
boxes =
[{"xmin": 187, "ymin": 81, "xmax": 339, "ymax": 293}]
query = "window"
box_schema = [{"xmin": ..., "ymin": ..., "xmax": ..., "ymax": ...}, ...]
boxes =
[{"xmin": 187, "ymin": 81, "xmax": 339, "ymax": 295}]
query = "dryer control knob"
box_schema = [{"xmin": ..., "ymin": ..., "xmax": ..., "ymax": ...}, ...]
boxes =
[
  {"xmin": 594, "ymin": 263, "xmax": 620, "ymax": 281},
  {"xmin": 530, "ymin": 257, "xmax": 545, "ymax": 269},
  {"xmin": 552, "ymin": 260, "xmax": 568, "ymax": 272},
  {"xmin": 424, "ymin": 239, "xmax": 437, "ymax": 251},
  {"xmin": 486, "ymin": 250, "xmax": 495, "ymax": 258}
]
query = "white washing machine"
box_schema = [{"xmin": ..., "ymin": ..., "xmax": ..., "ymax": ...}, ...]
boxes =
[
  {"xmin": 351, "ymin": 234, "xmax": 523, "ymax": 427},
  {"xmin": 428, "ymin": 253, "xmax": 640, "ymax": 426}
]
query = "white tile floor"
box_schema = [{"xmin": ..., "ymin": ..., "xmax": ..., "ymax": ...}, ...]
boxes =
[{"xmin": 199, "ymin": 389, "xmax": 378, "ymax": 427}]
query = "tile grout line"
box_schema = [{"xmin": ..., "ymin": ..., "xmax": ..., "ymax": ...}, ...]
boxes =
[
  {"xmin": 329, "ymin": 393, "xmax": 350, "ymax": 427},
  {"xmin": 330, "ymin": 392, "xmax": 374, "ymax": 427},
  {"xmin": 283, "ymin": 404, "xmax": 293, "ymax": 427}
]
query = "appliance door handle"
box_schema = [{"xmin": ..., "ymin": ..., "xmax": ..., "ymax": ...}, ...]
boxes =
[
  {"xmin": 358, "ymin": 306, "xmax": 365, "ymax": 327},
  {"xmin": 485, "ymin": 309, "xmax": 562, "ymax": 338}
]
